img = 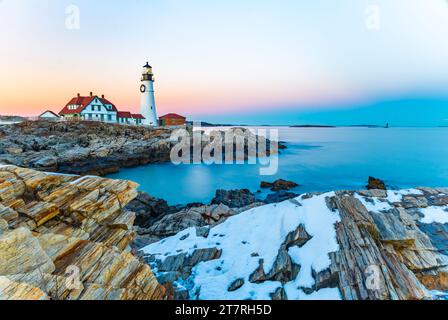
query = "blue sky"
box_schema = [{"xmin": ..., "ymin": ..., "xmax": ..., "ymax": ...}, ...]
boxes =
[{"xmin": 0, "ymin": 0, "xmax": 447, "ymax": 125}]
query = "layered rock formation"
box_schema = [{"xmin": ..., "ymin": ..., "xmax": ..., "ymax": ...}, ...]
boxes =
[
  {"xmin": 141, "ymin": 188, "xmax": 448, "ymax": 300},
  {"xmin": 0, "ymin": 165, "xmax": 165, "ymax": 300},
  {"xmin": 0, "ymin": 121, "xmax": 285, "ymax": 177},
  {"xmin": 0, "ymin": 121, "xmax": 176, "ymax": 176}
]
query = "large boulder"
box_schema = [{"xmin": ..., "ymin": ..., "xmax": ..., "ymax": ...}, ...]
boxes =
[
  {"xmin": 126, "ymin": 191, "xmax": 172, "ymax": 228},
  {"xmin": 367, "ymin": 176, "xmax": 386, "ymax": 190},
  {"xmin": 260, "ymin": 179, "xmax": 299, "ymax": 191},
  {"xmin": 264, "ymin": 191, "xmax": 299, "ymax": 204},
  {"xmin": 211, "ymin": 189, "xmax": 256, "ymax": 208}
]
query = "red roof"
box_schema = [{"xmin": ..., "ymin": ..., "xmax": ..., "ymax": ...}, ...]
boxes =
[
  {"xmin": 59, "ymin": 96, "xmax": 95, "ymax": 115},
  {"xmin": 131, "ymin": 114, "xmax": 145, "ymax": 119},
  {"xmin": 159, "ymin": 113, "xmax": 186, "ymax": 120},
  {"xmin": 100, "ymin": 97, "xmax": 118, "ymax": 111},
  {"xmin": 117, "ymin": 111, "xmax": 132, "ymax": 118},
  {"xmin": 59, "ymin": 95, "xmax": 118, "ymax": 115}
]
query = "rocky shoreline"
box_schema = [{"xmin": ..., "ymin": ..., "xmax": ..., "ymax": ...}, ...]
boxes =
[
  {"xmin": 0, "ymin": 120, "xmax": 284, "ymax": 176},
  {"xmin": 141, "ymin": 187, "xmax": 448, "ymax": 300},
  {"xmin": 0, "ymin": 166, "xmax": 447, "ymax": 300},
  {"xmin": 0, "ymin": 165, "xmax": 165, "ymax": 300}
]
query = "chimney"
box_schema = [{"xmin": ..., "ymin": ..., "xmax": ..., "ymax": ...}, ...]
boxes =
[
  {"xmin": 101, "ymin": 94, "xmax": 105, "ymax": 99},
  {"xmin": 77, "ymin": 93, "xmax": 80, "ymax": 97},
  {"xmin": 90, "ymin": 92, "xmax": 93, "ymax": 97}
]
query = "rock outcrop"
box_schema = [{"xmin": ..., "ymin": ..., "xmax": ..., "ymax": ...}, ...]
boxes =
[
  {"xmin": 133, "ymin": 202, "xmax": 264, "ymax": 248},
  {"xmin": 261, "ymin": 179, "xmax": 299, "ymax": 191},
  {"xmin": 367, "ymin": 176, "xmax": 387, "ymax": 190},
  {"xmin": 0, "ymin": 165, "xmax": 165, "ymax": 300},
  {"xmin": 141, "ymin": 188, "xmax": 448, "ymax": 300},
  {"xmin": 0, "ymin": 121, "xmax": 176, "ymax": 176},
  {"xmin": 211, "ymin": 189, "xmax": 256, "ymax": 208},
  {"xmin": 0, "ymin": 121, "xmax": 285, "ymax": 177}
]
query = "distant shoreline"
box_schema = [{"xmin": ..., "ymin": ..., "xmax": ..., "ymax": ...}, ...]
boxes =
[{"xmin": 192, "ymin": 121, "xmax": 389, "ymax": 128}]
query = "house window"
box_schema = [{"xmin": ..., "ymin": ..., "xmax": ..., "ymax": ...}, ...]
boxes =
[
  {"xmin": 108, "ymin": 115, "xmax": 112, "ymax": 121},
  {"xmin": 91, "ymin": 106, "xmax": 94, "ymax": 111}
]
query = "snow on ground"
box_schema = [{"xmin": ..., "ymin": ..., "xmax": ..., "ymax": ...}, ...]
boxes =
[
  {"xmin": 0, "ymin": 121, "xmax": 20, "ymax": 125},
  {"xmin": 142, "ymin": 192, "xmax": 341, "ymax": 300},
  {"xmin": 387, "ymin": 189, "xmax": 423, "ymax": 203},
  {"xmin": 419, "ymin": 206, "xmax": 448, "ymax": 224},
  {"xmin": 355, "ymin": 194, "xmax": 392, "ymax": 212},
  {"xmin": 355, "ymin": 189, "xmax": 424, "ymax": 212}
]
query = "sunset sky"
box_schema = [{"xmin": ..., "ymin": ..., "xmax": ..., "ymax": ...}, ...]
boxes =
[{"xmin": 1, "ymin": 0, "xmax": 448, "ymax": 125}]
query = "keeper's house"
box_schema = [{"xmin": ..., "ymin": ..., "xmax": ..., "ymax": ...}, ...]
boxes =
[
  {"xmin": 59, "ymin": 92, "xmax": 145, "ymax": 125},
  {"xmin": 159, "ymin": 113, "xmax": 186, "ymax": 127}
]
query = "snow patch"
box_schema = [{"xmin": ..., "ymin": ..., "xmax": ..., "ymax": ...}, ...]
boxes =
[
  {"xmin": 142, "ymin": 193, "xmax": 341, "ymax": 300},
  {"xmin": 355, "ymin": 194, "xmax": 391, "ymax": 212},
  {"xmin": 419, "ymin": 206, "xmax": 448, "ymax": 224}
]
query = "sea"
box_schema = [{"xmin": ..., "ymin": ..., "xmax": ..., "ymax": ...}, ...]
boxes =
[{"xmin": 107, "ymin": 126, "xmax": 448, "ymax": 205}]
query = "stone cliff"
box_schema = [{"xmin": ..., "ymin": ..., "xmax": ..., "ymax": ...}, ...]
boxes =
[{"xmin": 0, "ymin": 165, "xmax": 166, "ymax": 300}]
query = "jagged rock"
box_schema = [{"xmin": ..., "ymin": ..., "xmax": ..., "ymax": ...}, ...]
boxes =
[
  {"xmin": 17, "ymin": 201, "xmax": 61, "ymax": 227},
  {"xmin": 402, "ymin": 196, "xmax": 428, "ymax": 209},
  {"xmin": 0, "ymin": 227, "xmax": 55, "ymax": 276},
  {"xmin": 265, "ymin": 248, "xmax": 300, "ymax": 284},
  {"xmin": 204, "ymin": 203, "xmax": 234, "ymax": 222},
  {"xmin": 0, "ymin": 165, "xmax": 165, "ymax": 300},
  {"xmin": 367, "ymin": 176, "xmax": 386, "ymax": 190},
  {"xmin": 157, "ymin": 253, "xmax": 188, "ymax": 272},
  {"xmin": 358, "ymin": 189, "xmax": 387, "ymax": 198},
  {"xmin": 0, "ymin": 276, "xmax": 49, "ymax": 300},
  {"xmin": 195, "ymin": 226, "xmax": 210, "ymax": 238},
  {"xmin": 330, "ymin": 194, "xmax": 434, "ymax": 300},
  {"xmin": 135, "ymin": 202, "xmax": 263, "ymax": 246},
  {"xmin": 314, "ymin": 268, "xmax": 339, "ymax": 291},
  {"xmin": 260, "ymin": 179, "xmax": 299, "ymax": 191},
  {"xmin": 142, "ymin": 187, "xmax": 448, "ymax": 300},
  {"xmin": 187, "ymin": 248, "xmax": 222, "ymax": 266},
  {"xmin": 283, "ymin": 224, "xmax": 312, "ymax": 249},
  {"xmin": 228, "ymin": 278, "xmax": 245, "ymax": 292},
  {"xmin": 264, "ymin": 191, "xmax": 299, "ymax": 204},
  {"xmin": 270, "ymin": 287, "xmax": 287, "ymax": 300},
  {"xmin": 211, "ymin": 189, "xmax": 256, "ymax": 208},
  {"xmin": 249, "ymin": 259, "xmax": 266, "ymax": 283},
  {"xmin": 139, "ymin": 208, "xmax": 207, "ymax": 244},
  {"xmin": 126, "ymin": 192, "xmax": 172, "ymax": 228}
]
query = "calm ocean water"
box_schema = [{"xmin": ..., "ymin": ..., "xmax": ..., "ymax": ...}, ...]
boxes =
[{"xmin": 107, "ymin": 127, "xmax": 448, "ymax": 205}]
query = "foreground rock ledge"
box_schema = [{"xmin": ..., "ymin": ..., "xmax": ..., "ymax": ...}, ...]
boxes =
[
  {"xmin": 143, "ymin": 188, "xmax": 448, "ymax": 300},
  {"xmin": 0, "ymin": 165, "xmax": 166, "ymax": 300}
]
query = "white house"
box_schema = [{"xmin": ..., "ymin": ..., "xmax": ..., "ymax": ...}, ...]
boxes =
[
  {"xmin": 59, "ymin": 92, "xmax": 145, "ymax": 125},
  {"xmin": 38, "ymin": 110, "xmax": 60, "ymax": 120}
]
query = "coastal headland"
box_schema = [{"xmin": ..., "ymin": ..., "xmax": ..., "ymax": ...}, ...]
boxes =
[{"xmin": 0, "ymin": 120, "xmax": 283, "ymax": 176}]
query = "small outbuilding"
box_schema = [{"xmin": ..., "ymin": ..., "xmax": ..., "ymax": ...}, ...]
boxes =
[
  {"xmin": 39, "ymin": 110, "xmax": 60, "ymax": 120},
  {"xmin": 159, "ymin": 113, "xmax": 186, "ymax": 126}
]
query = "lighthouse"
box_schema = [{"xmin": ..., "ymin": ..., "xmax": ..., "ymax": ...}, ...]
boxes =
[{"xmin": 140, "ymin": 62, "xmax": 158, "ymax": 126}]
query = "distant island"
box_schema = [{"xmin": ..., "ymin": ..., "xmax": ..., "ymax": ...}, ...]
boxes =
[{"xmin": 290, "ymin": 124, "xmax": 336, "ymax": 128}]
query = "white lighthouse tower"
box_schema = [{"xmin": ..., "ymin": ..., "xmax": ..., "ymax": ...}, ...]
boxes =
[{"xmin": 140, "ymin": 62, "xmax": 158, "ymax": 126}]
